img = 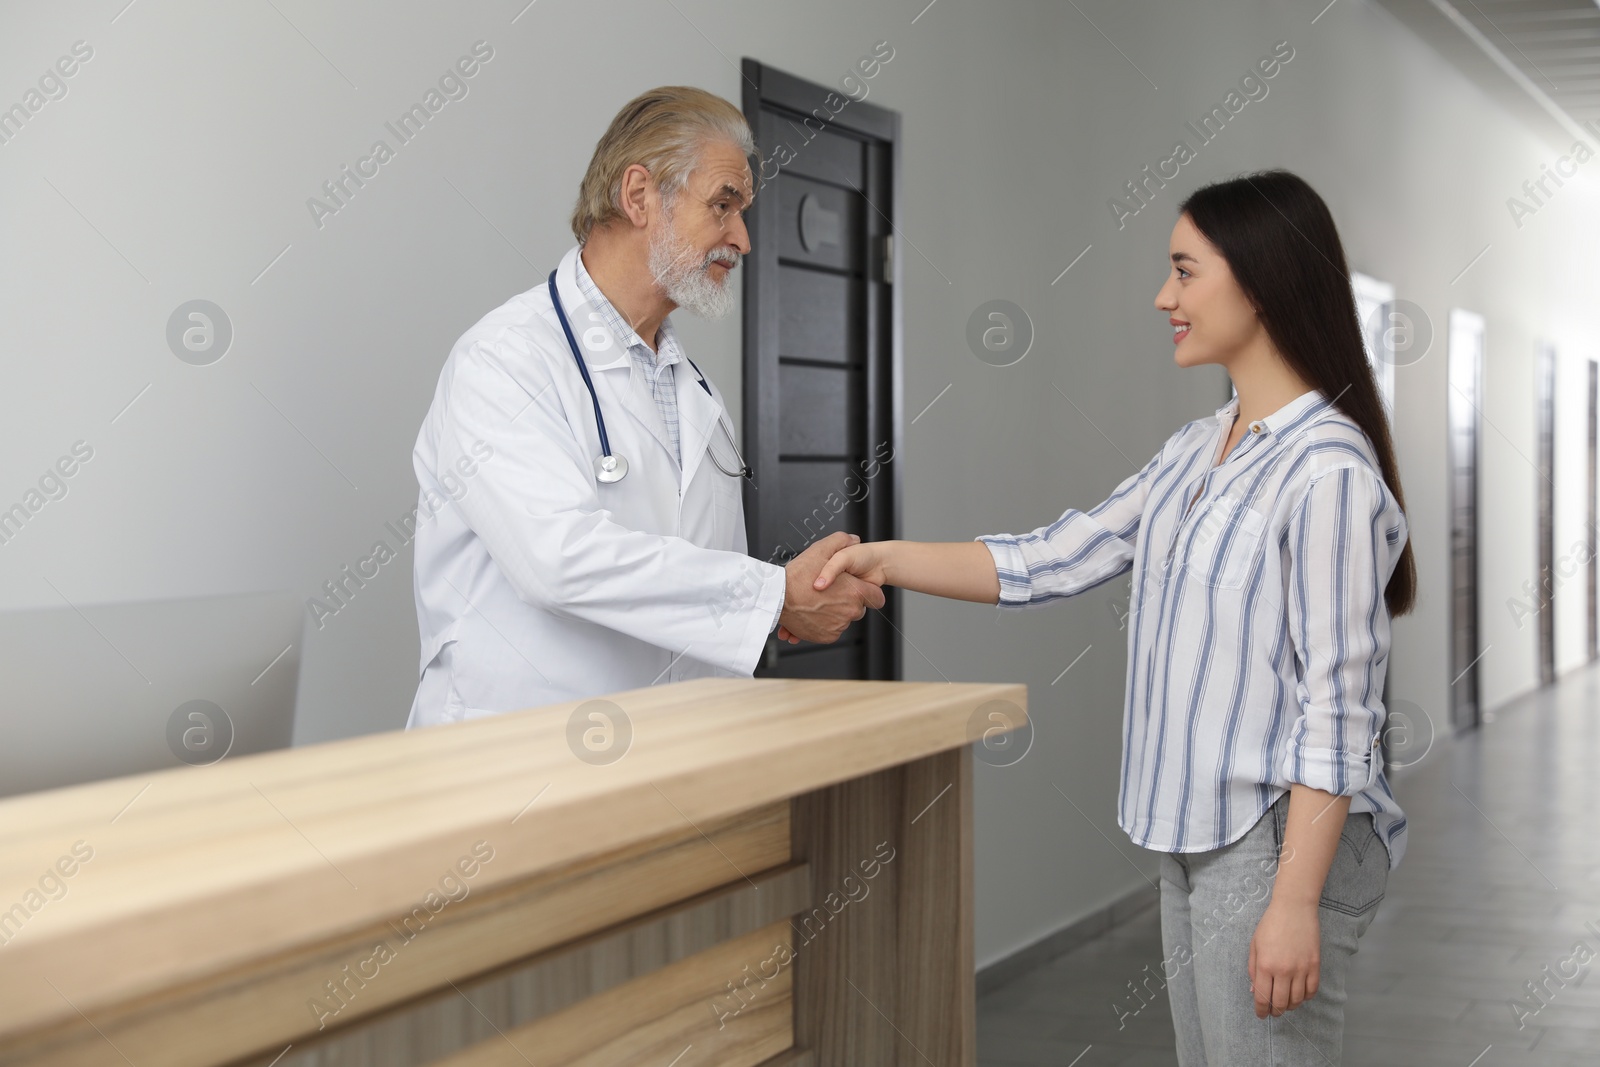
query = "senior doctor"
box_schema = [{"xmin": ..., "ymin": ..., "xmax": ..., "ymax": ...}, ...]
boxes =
[{"xmin": 406, "ymin": 86, "xmax": 882, "ymax": 728}]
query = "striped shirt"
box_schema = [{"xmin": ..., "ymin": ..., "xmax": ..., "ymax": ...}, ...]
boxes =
[
  {"xmin": 978, "ymin": 388, "xmax": 1409, "ymax": 870},
  {"xmin": 573, "ymin": 251, "xmax": 684, "ymax": 464}
]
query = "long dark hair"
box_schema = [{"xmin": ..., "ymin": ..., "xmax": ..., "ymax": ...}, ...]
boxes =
[{"xmin": 1179, "ymin": 169, "xmax": 1416, "ymax": 617}]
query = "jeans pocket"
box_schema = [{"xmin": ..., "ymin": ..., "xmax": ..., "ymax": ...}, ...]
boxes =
[
  {"xmin": 1267, "ymin": 790, "xmax": 1290, "ymax": 850},
  {"xmin": 1318, "ymin": 813, "xmax": 1388, "ymax": 917}
]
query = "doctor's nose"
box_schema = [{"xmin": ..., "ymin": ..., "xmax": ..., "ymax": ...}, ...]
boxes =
[{"xmin": 726, "ymin": 213, "xmax": 752, "ymax": 256}]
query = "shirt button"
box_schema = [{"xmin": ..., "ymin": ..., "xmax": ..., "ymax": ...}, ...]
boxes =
[{"xmin": 1250, "ymin": 422, "xmax": 1264, "ymax": 434}]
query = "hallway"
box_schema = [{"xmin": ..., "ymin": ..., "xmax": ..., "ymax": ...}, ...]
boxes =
[{"xmin": 977, "ymin": 661, "xmax": 1600, "ymax": 1065}]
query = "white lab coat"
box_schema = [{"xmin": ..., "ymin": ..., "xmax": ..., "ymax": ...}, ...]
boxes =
[{"xmin": 405, "ymin": 244, "xmax": 785, "ymax": 729}]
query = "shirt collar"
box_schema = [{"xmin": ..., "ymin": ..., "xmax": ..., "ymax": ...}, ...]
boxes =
[
  {"xmin": 1215, "ymin": 387, "xmax": 1330, "ymax": 437},
  {"xmin": 573, "ymin": 250, "xmax": 682, "ymax": 368}
]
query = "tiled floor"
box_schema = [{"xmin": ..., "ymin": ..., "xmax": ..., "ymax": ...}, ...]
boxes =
[{"xmin": 977, "ymin": 661, "xmax": 1600, "ymax": 1066}]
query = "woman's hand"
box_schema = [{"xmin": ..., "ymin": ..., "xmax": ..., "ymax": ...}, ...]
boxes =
[
  {"xmin": 814, "ymin": 542, "xmax": 890, "ymax": 591},
  {"xmin": 1248, "ymin": 784, "xmax": 1347, "ymax": 1018},
  {"xmin": 777, "ymin": 540, "xmax": 1000, "ymax": 643},
  {"xmin": 1247, "ymin": 899, "xmax": 1321, "ymax": 1018},
  {"xmin": 774, "ymin": 538, "xmax": 889, "ymax": 645},
  {"xmin": 775, "ymin": 542, "xmax": 892, "ymax": 643}
]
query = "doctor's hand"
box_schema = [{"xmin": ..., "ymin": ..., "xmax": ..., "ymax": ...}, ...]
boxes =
[{"xmin": 777, "ymin": 532, "xmax": 886, "ymax": 644}]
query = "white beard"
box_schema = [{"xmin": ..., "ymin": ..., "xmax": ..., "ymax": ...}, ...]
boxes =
[{"xmin": 647, "ymin": 204, "xmax": 739, "ymax": 319}]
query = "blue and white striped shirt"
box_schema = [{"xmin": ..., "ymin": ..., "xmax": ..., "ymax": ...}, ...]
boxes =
[{"xmin": 978, "ymin": 388, "xmax": 1409, "ymax": 869}]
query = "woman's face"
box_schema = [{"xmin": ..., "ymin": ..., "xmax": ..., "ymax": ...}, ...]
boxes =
[{"xmin": 1154, "ymin": 212, "xmax": 1264, "ymax": 370}]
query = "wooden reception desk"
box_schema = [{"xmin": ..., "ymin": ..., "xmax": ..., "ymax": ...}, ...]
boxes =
[{"xmin": 0, "ymin": 678, "xmax": 1026, "ymax": 1066}]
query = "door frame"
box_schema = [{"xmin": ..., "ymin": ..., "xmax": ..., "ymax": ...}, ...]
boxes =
[
  {"xmin": 1588, "ymin": 358, "xmax": 1598, "ymax": 663},
  {"xmin": 1535, "ymin": 341, "xmax": 1557, "ymax": 686},
  {"xmin": 1448, "ymin": 308, "xmax": 1485, "ymax": 732},
  {"xmin": 1352, "ymin": 271, "xmax": 1396, "ymax": 417}
]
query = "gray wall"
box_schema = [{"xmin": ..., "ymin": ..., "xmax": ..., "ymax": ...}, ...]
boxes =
[{"xmin": 2, "ymin": 0, "xmax": 1595, "ymax": 971}]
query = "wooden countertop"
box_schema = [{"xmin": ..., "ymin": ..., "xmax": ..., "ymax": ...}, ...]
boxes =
[{"xmin": 0, "ymin": 677, "xmax": 1025, "ymax": 1041}]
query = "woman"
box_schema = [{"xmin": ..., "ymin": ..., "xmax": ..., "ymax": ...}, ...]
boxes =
[{"xmin": 811, "ymin": 170, "xmax": 1416, "ymax": 1065}]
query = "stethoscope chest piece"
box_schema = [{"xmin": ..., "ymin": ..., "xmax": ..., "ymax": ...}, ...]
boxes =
[
  {"xmin": 595, "ymin": 453, "xmax": 628, "ymax": 483},
  {"xmin": 548, "ymin": 266, "xmax": 747, "ymax": 487}
]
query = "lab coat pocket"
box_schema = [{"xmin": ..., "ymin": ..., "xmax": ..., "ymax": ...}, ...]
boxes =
[
  {"xmin": 1183, "ymin": 494, "xmax": 1267, "ymax": 591},
  {"xmin": 707, "ymin": 466, "xmax": 745, "ymax": 550},
  {"xmin": 442, "ymin": 669, "xmax": 503, "ymax": 724},
  {"xmin": 438, "ymin": 639, "xmax": 508, "ymax": 724}
]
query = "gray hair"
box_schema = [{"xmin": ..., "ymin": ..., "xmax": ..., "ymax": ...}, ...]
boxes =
[{"xmin": 571, "ymin": 86, "xmax": 754, "ymax": 242}]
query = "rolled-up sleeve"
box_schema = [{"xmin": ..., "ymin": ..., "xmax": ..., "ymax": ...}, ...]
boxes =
[
  {"xmin": 977, "ymin": 444, "xmax": 1166, "ymax": 607},
  {"xmin": 1281, "ymin": 464, "xmax": 1408, "ymax": 795}
]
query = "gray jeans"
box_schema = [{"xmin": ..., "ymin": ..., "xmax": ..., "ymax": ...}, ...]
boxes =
[{"xmin": 1157, "ymin": 791, "xmax": 1388, "ymax": 1066}]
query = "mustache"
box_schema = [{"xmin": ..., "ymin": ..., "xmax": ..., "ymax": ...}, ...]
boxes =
[{"xmin": 654, "ymin": 240, "xmax": 738, "ymax": 278}]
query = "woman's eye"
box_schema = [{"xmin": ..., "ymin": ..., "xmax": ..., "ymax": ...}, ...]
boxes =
[{"xmin": 1177, "ymin": 268, "xmax": 1190, "ymax": 279}]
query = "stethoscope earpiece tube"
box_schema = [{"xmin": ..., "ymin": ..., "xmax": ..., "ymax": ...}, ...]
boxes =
[
  {"xmin": 548, "ymin": 270, "xmax": 625, "ymax": 483},
  {"xmin": 548, "ymin": 267, "xmax": 750, "ymax": 483},
  {"xmin": 684, "ymin": 355, "xmax": 753, "ymax": 480}
]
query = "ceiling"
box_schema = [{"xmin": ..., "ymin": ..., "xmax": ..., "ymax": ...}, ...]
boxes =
[{"xmin": 1376, "ymin": 0, "xmax": 1600, "ymax": 148}]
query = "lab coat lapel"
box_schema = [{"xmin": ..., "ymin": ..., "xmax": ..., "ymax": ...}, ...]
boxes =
[
  {"xmin": 675, "ymin": 356, "xmax": 719, "ymax": 489},
  {"xmin": 613, "ymin": 362, "xmax": 680, "ymax": 473},
  {"xmin": 553, "ymin": 245, "xmax": 678, "ymax": 474}
]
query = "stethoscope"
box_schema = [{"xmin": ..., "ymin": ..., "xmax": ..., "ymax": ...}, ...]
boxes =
[{"xmin": 548, "ymin": 270, "xmax": 751, "ymax": 484}]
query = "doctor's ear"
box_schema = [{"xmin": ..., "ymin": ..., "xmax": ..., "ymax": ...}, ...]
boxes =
[{"xmin": 616, "ymin": 163, "xmax": 656, "ymax": 229}]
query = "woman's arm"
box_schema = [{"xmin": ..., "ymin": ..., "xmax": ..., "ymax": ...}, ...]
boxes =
[
  {"xmin": 814, "ymin": 540, "xmax": 1000, "ymax": 603},
  {"xmin": 1248, "ymin": 783, "xmax": 1351, "ymax": 1018},
  {"xmin": 1251, "ymin": 465, "xmax": 1406, "ymax": 1018},
  {"xmin": 809, "ymin": 437, "xmax": 1180, "ymax": 613}
]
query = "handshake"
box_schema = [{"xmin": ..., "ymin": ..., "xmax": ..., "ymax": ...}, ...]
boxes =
[
  {"xmin": 769, "ymin": 534, "xmax": 994, "ymax": 643},
  {"xmin": 774, "ymin": 530, "xmax": 885, "ymax": 645}
]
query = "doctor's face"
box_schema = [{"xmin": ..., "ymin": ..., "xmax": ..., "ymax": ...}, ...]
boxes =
[
  {"xmin": 1153, "ymin": 212, "xmax": 1264, "ymax": 371},
  {"xmin": 666, "ymin": 139, "xmax": 753, "ymax": 280},
  {"xmin": 646, "ymin": 139, "xmax": 754, "ymax": 317}
]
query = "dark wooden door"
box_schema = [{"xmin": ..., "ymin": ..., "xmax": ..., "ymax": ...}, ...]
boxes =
[{"xmin": 740, "ymin": 60, "xmax": 902, "ymax": 680}]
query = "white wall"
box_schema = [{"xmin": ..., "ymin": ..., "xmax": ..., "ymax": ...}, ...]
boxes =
[{"xmin": 1, "ymin": 0, "xmax": 1595, "ymax": 971}]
